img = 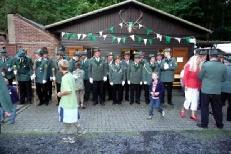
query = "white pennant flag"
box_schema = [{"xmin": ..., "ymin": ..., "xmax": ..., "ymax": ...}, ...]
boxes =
[
  {"xmin": 189, "ymin": 38, "xmax": 196, "ymax": 44},
  {"xmin": 119, "ymin": 23, "xmax": 123, "ymax": 29},
  {"xmin": 175, "ymin": 37, "xmax": 181, "ymax": 43},
  {"xmin": 117, "ymin": 37, "xmax": 121, "ymax": 44},
  {"xmin": 130, "ymin": 35, "xmax": 135, "ymax": 41},
  {"xmin": 82, "ymin": 34, "xmax": 87, "ymax": 40},
  {"xmin": 156, "ymin": 34, "xmax": 162, "ymax": 41},
  {"xmin": 61, "ymin": 32, "xmax": 65, "ymax": 37},
  {"xmin": 143, "ymin": 39, "xmax": 147, "ymax": 45},
  {"xmin": 138, "ymin": 24, "xmax": 143, "ymax": 29},
  {"xmin": 77, "ymin": 34, "xmax": 82, "ymax": 40},
  {"xmin": 103, "ymin": 35, "xmax": 107, "ymax": 40},
  {"xmin": 99, "ymin": 31, "xmax": 103, "ymax": 37}
]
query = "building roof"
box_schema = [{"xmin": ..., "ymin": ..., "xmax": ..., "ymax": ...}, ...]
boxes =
[
  {"xmin": 15, "ymin": 14, "xmax": 45, "ymax": 30},
  {"xmin": 45, "ymin": 0, "xmax": 212, "ymax": 33}
]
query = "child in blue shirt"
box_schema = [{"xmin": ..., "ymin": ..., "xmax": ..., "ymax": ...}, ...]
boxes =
[{"xmin": 147, "ymin": 72, "xmax": 165, "ymax": 119}]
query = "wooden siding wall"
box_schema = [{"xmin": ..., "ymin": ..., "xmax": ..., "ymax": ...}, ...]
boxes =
[{"xmin": 49, "ymin": 3, "xmax": 204, "ymax": 56}]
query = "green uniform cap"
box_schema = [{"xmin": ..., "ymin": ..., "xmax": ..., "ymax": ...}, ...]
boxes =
[
  {"xmin": 209, "ymin": 49, "xmax": 219, "ymax": 56},
  {"xmin": 149, "ymin": 54, "xmax": 155, "ymax": 58}
]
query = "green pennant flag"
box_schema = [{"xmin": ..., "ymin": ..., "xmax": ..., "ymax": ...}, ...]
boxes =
[
  {"xmin": 108, "ymin": 26, "xmax": 114, "ymax": 33},
  {"xmin": 165, "ymin": 36, "xmax": 171, "ymax": 44},
  {"xmin": 146, "ymin": 28, "xmax": 153, "ymax": 35},
  {"xmin": 137, "ymin": 36, "xmax": 143, "ymax": 44},
  {"xmin": 122, "ymin": 37, "xmax": 126, "ymax": 44},
  {"xmin": 63, "ymin": 33, "xmax": 69, "ymax": 39},
  {"xmin": 91, "ymin": 35, "xmax": 97, "ymax": 42},
  {"xmin": 112, "ymin": 35, "xmax": 117, "ymax": 43},
  {"xmin": 69, "ymin": 33, "xmax": 77, "ymax": 40},
  {"xmin": 87, "ymin": 33, "xmax": 93, "ymax": 39},
  {"xmin": 185, "ymin": 37, "xmax": 191, "ymax": 43},
  {"xmin": 148, "ymin": 38, "xmax": 153, "ymax": 45}
]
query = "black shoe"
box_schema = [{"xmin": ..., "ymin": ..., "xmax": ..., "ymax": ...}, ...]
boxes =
[
  {"xmin": 125, "ymin": 98, "xmax": 129, "ymax": 101},
  {"xmin": 196, "ymin": 123, "xmax": 208, "ymax": 129},
  {"xmin": 168, "ymin": 103, "xmax": 174, "ymax": 106},
  {"xmin": 216, "ymin": 124, "xmax": 224, "ymax": 129},
  {"xmin": 93, "ymin": 102, "xmax": 98, "ymax": 105},
  {"xmin": 136, "ymin": 101, "xmax": 140, "ymax": 104},
  {"xmin": 38, "ymin": 103, "xmax": 43, "ymax": 106},
  {"xmin": 130, "ymin": 102, "xmax": 134, "ymax": 105},
  {"xmin": 227, "ymin": 118, "xmax": 231, "ymax": 121},
  {"xmin": 100, "ymin": 102, "xmax": 105, "ymax": 106}
]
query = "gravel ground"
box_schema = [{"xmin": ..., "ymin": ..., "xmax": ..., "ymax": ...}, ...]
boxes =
[{"xmin": 0, "ymin": 130, "xmax": 231, "ymax": 154}]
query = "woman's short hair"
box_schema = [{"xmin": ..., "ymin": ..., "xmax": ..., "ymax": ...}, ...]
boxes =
[{"xmin": 58, "ymin": 59, "xmax": 69, "ymax": 71}]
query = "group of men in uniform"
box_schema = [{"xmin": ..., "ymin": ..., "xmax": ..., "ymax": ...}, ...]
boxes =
[{"xmin": 0, "ymin": 46, "xmax": 178, "ymax": 108}]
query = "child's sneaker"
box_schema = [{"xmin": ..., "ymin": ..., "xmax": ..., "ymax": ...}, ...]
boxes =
[
  {"xmin": 147, "ymin": 116, "xmax": 152, "ymax": 120},
  {"xmin": 161, "ymin": 110, "xmax": 165, "ymax": 117}
]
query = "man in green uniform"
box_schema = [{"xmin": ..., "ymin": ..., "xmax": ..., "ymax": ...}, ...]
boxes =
[
  {"xmin": 160, "ymin": 48, "xmax": 177, "ymax": 106},
  {"xmin": 80, "ymin": 51, "xmax": 90, "ymax": 102},
  {"xmin": 0, "ymin": 48, "xmax": 15, "ymax": 86},
  {"xmin": 197, "ymin": 49, "xmax": 227, "ymax": 129},
  {"xmin": 121, "ymin": 51, "xmax": 131, "ymax": 101},
  {"xmin": 14, "ymin": 48, "xmax": 33, "ymax": 104},
  {"xmin": 127, "ymin": 53, "xmax": 143, "ymax": 104},
  {"xmin": 143, "ymin": 54, "xmax": 157, "ymax": 104},
  {"xmin": 109, "ymin": 55, "xmax": 125, "ymax": 104},
  {"xmin": 103, "ymin": 52, "xmax": 113, "ymax": 101},
  {"xmin": 69, "ymin": 51, "xmax": 80, "ymax": 73},
  {"xmin": 89, "ymin": 48, "xmax": 107, "ymax": 105},
  {"xmin": 32, "ymin": 48, "xmax": 49, "ymax": 106}
]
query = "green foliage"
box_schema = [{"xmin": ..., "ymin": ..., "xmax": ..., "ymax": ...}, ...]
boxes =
[{"xmin": 0, "ymin": 0, "xmax": 231, "ymax": 40}]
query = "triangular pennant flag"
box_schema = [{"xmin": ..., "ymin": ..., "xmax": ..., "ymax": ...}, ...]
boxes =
[
  {"xmin": 143, "ymin": 39, "xmax": 147, "ymax": 45},
  {"xmin": 165, "ymin": 36, "xmax": 171, "ymax": 44},
  {"xmin": 185, "ymin": 37, "xmax": 191, "ymax": 43},
  {"xmin": 69, "ymin": 33, "xmax": 77, "ymax": 39},
  {"xmin": 87, "ymin": 33, "xmax": 93, "ymax": 39},
  {"xmin": 82, "ymin": 34, "xmax": 87, "ymax": 40},
  {"xmin": 108, "ymin": 26, "xmax": 114, "ymax": 33},
  {"xmin": 117, "ymin": 37, "xmax": 121, "ymax": 44},
  {"xmin": 146, "ymin": 28, "xmax": 153, "ymax": 35},
  {"xmin": 138, "ymin": 24, "xmax": 143, "ymax": 29},
  {"xmin": 77, "ymin": 34, "xmax": 82, "ymax": 40},
  {"xmin": 112, "ymin": 36, "xmax": 117, "ymax": 43},
  {"xmin": 175, "ymin": 37, "xmax": 181, "ymax": 43},
  {"xmin": 137, "ymin": 36, "xmax": 143, "ymax": 44},
  {"xmin": 61, "ymin": 32, "xmax": 65, "ymax": 37},
  {"xmin": 189, "ymin": 38, "xmax": 196, "ymax": 44},
  {"xmin": 130, "ymin": 35, "xmax": 135, "ymax": 41},
  {"xmin": 156, "ymin": 34, "xmax": 162, "ymax": 41},
  {"xmin": 63, "ymin": 32, "xmax": 69, "ymax": 39},
  {"xmin": 148, "ymin": 38, "xmax": 153, "ymax": 45},
  {"xmin": 99, "ymin": 31, "xmax": 103, "ymax": 37},
  {"xmin": 122, "ymin": 37, "xmax": 126, "ymax": 44},
  {"xmin": 103, "ymin": 35, "xmax": 107, "ymax": 40},
  {"xmin": 119, "ymin": 23, "xmax": 123, "ymax": 29},
  {"xmin": 91, "ymin": 35, "xmax": 97, "ymax": 42}
]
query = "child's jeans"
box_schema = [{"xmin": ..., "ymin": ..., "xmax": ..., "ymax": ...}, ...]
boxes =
[
  {"xmin": 149, "ymin": 98, "xmax": 163, "ymax": 116},
  {"xmin": 9, "ymin": 104, "xmax": 16, "ymax": 124}
]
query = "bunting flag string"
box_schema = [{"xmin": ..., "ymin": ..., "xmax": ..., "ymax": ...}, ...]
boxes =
[{"xmin": 61, "ymin": 20, "xmax": 196, "ymax": 45}]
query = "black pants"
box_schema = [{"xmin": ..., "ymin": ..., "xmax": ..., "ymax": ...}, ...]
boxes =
[
  {"xmin": 144, "ymin": 84, "xmax": 150, "ymax": 104},
  {"xmin": 93, "ymin": 81, "xmax": 104, "ymax": 104},
  {"xmin": 46, "ymin": 80, "xmax": 52, "ymax": 101},
  {"xmin": 18, "ymin": 81, "xmax": 32, "ymax": 104},
  {"xmin": 123, "ymin": 80, "xmax": 130, "ymax": 101},
  {"xmin": 36, "ymin": 83, "xmax": 49, "ymax": 105},
  {"xmin": 221, "ymin": 92, "xmax": 231, "ymax": 121},
  {"xmin": 201, "ymin": 93, "xmax": 223, "ymax": 128},
  {"xmin": 104, "ymin": 77, "xmax": 112, "ymax": 101},
  {"xmin": 84, "ymin": 80, "xmax": 90, "ymax": 101},
  {"xmin": 8, "ymin": 78, "xmax": 14, "ymax": 86},
  {"xmin": 56, "ymin": 82, "xmax": 61, "ymax": 104},
  {"xmin": 130, "ymin": 84, "xmax": 141, "ymax": 104},
  {"xmin": 161, "ymin": 82, "xmax": 173, "ymax": 105},
  {"xmin": 112, "ymin": 84, "xmax": 123, "ymax": 104}
]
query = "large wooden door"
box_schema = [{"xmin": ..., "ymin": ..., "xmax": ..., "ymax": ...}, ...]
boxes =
[
  {"xmin": 66, "ymin": 46, "xmax": 84, "ymax": 57},
  {"xmin": 172, "ymin": 47, "xmax": 189, "ymax": 74}
]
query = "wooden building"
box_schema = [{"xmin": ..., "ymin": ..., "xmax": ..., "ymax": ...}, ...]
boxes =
[{"xmin": 46, "ymin": 0, "xmax": 211, "ymax": 74}]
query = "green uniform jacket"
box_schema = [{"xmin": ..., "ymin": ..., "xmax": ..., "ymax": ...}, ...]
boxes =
[
  {"xmin": 127, "ymin": 61, "xmax": 142, "ymax": 84},
  {"xmin": 80, "ymin": 58, "xmax": 89, "ymax": 80},
  {"xmin": 109, "ymin": 63, "xmax": 125, "ymax": 84},
  {"xmin": 0, "ymin": 73, "xmax": 13, "ymax": 112},
  {"xmin": 73, "ymin": 69, "xmax": 85, "ymax": 90},
  {"xmin": 35, "ymin": 58, "xmax": 48, "ymax": 84},
  {"xmin": 121, "ymin": 60, "xmax": 131, "ymax": 80},
  {"xmin": 14, "ymin": 57, "xmax": 33, "ymax": 81},
  {"xmin": 0, "ymin": 56, "xmax": 15, "ymax": 80},
  {"xmin": 88, "ymin": 57, "xmax": 106, "ymax": 81},
  {"xmin": 51, "ymin": 59, "xmax": 62, "ymax": 84},
  {"xmin": 142, "ymin": 63, "xmax": 153, "ymax": 85},
  {"xmin": 222, "ymin": 64, "xmax": 231, "ymax": 93},
  {"xmin": 44, "ymin": 58, "xmax": 52, "ymax": 80},
  {"xmin": 69, "ymin": 59, "xmax": 77, "ymax": 73},
  {"xmin": 160, "ymin": 57, "xmax": 177, "ymax": 82},
  {"xmin": 199, "ymin": 61, "xmax": 227, "ymax": 94},
  {"xmin": 105, "ymin": 60, "xmax": 114, "ymax": 76}
]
